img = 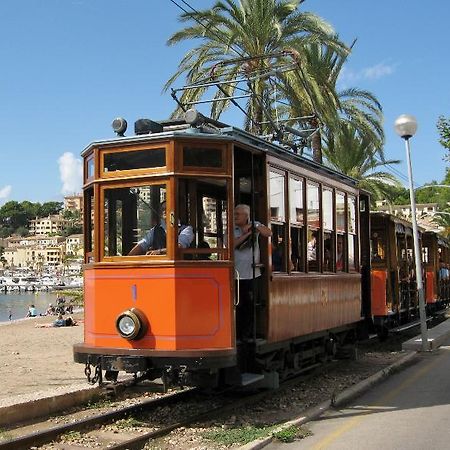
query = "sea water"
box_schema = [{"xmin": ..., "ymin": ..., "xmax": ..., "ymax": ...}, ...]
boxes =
[{"xmin": 0, "ymin": 291, "xmax": 63, "ymax": 322}]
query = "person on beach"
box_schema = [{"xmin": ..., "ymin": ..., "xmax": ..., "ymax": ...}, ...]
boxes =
[
  {"xmin": 26, "ymin": 304, "xmax": 37, "ymax": 318},
  {"xmin": 8, "ymin": 308, "xmax": 12, "ymax": 321},
  {"xmin": 35, "ymin": 315, "xmax": 77, "ymax": 328}
]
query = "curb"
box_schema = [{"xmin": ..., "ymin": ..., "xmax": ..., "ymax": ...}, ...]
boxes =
[
  {"xmin": 0, "ymin": 386, "xmax": 103, "ymax": 427},
  {"xmin": 239, "ymin": 351, "xmax": 418, "ymax": 450}
]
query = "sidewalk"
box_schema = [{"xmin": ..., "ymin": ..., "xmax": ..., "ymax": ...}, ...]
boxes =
[{"xmin": 241, "ymin": 320, "xmax": 450, "ymax": 450}]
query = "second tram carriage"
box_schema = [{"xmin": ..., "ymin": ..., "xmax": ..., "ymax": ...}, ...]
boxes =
[{"xmin": 74, "ymin": 113, "xmax": 372, "ymax": 388}]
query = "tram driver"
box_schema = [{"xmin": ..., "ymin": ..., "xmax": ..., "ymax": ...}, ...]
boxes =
[
  {"xmin": 234, "ymin": 204, "xmax": 272, "ymax": 340},
  {"xmin": 128, "ymin": 201, "xmax": 194, "ymax": 256}
]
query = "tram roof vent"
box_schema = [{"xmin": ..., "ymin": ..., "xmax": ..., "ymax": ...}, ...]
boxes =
[{"xmin": 134, "ymin": 119, "xmax": 164, "ymax": 135}]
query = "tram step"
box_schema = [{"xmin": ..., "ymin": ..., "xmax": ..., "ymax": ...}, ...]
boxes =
[{"xmin": 240, "ymin": 372, "xmax": 265, "ymax": 386}]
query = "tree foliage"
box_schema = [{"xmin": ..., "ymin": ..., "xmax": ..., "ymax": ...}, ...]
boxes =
[
  {"xmin": 165, "ymin": 0, "xmax": 348, "ymax": 140},
  {"xmin": 0, "ymin": 200, "xmax": 63, "ymax": 236},
  {"xmin": 437, "ymin": 115, "xmax": 450, "ymax": 161},
  {"xmin": 323, "ymin": 123, "xmax": 400, "ymax": 204}
]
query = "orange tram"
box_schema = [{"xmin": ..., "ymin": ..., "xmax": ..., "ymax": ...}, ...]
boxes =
[{"xmin": 73, "ymin": 113, "xmax": 449, "ymax": 388}]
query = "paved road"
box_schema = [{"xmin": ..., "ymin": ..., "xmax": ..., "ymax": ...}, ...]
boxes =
[{"xmin": 266, "ymin": 340, "xmax": 450, "ymax": 450}]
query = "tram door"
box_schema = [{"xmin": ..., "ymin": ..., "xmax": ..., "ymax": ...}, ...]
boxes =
[{"xmin": 233, "ymin": 147, "xmax": 268, "ymax": 339}]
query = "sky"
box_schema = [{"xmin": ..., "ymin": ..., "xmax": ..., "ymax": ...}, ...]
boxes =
[{"xmin": 0, "ymin": 0, "xmax": 449, "ymax": 204}]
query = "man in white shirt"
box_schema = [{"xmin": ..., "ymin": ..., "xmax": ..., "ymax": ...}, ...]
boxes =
[
  {"xmin": 234, "ymin": 204, "xmax": 271, "ymax": 340},
  {"xmin": 129, "ymin": 201, "xmax": 194, "ymax": 255}
]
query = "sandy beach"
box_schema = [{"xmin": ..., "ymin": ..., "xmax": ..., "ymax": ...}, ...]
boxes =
[{"xmin": 0, "ymin": 312, "xmax": 87, "ymax": 407}]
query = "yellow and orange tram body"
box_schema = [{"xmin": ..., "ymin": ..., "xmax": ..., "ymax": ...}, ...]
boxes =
[{"xmin": 74, "ymin": 115, "xmax": 372, "ymax": 388}]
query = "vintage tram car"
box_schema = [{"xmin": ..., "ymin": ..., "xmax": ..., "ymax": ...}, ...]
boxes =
[
  {"xmin": 73, "ymin": 112, "xmax": 372, "ymax": 388},
  {"xmin": 422, "ymin": 230, "xmax": 450, "ymax": 311},
  {"xmin": 370, "ymin": 212, "xmax": 423, "ymax": 335}
]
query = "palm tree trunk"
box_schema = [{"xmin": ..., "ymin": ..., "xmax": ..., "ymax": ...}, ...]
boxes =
[{"xmin": 310, "ymin": 118, "xmax": 322, "ymax": 164}]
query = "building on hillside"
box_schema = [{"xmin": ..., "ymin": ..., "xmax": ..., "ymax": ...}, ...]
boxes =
[
  {"xmin": 64, "ymin": 193, "xmax": 84, "ymax": 220},
  {"xmin": 65, "ymin": 234, "xmax": 83, "ymax": 256},
  {"xmin": 29, "ymin": 215, "xmax": 68, "ymax": 236},
  {"xmin": 3, "ymin": 244, "xmax": 65, "ymax": 269},
  {"xmin": 376, "ymin": 201, "xmax": 441, "ymax": 232}
]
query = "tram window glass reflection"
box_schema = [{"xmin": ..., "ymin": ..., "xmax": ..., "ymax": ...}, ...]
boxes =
[
  {"xmin": 85, "ymin": 188, "xmax": 95, "ymax": 262},
  {"xmin": 322, "ymin": 189, "xmax": 333, "ymax": 231},
  {"xmin": 290, "ymin": 226, "xmax": 305, "ymax": 272},
  {"xmin": 422, "ymin": 246, "xmax": 429, "ymax": 264},
  {"xmin": 270, "ymin": 170, "xmax": 286, "ymax": 272},
  {"xmin": 348, "ymin": 196, "xmax": 357, "ymax": 271},
  {"xmin": 307, "ymin": 228, "xmax": 319, "ymax": 271},
  {"xmin": 336, "ymin": 234, "xmax": 345, "ymax": 271},
  {"xmin": 371, "ymin": 231, "xmax": 386, "ymax": 262},
  {"xmin": 183, "ymin": 147, "xmax": 223, "ymax": 168},
  {"xmin": 336, "ymin": 192, "xmax": 345, "ymax": 232},
  {"xmin": 289, "ymin": 177, "xmax": 304, "ymax": 225},
  {"xmin": 323, "ymin": 189, "xmax": 334, "ymax": 272},
  {"xmin": 270, "ymin": 171, "xmax": 285, "ymax": 222},
  {"xmin": 86, "ymin": 157, "xmax": 94, "ymax": 180},
  {"xmin": 323, "ymin": 232, "xmax": 333, "ymax": 272},
  {"xmin": 348, "ymin": 234, "xmax": 356, "ymax": 270},
  {"xmin": 104, "ymin": 184, "xmax": 166, "ymax": 257},
  {"xmin": 307, "ymin": 183, "xmax": 319, "ymax": 228},
  {"xmin": 103, "ymin": 148, "xmax": 165, "ymax": 173},
  {"xmin": 348, "ymin": 196, "xmax": 356, "ymax": 234},
  {"xmin": 177, "ymin": 177, "xmax": 228, "ymax": 260},
  {"xmin": 271, "ymin": 224, "xmax": 286, "ymax": 272}
]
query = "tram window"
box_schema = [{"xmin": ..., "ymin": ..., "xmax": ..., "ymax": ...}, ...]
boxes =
[
  {"xmin": 422, "ymin": 246, "xmax": 429, "ymax": 264},
  {"xmin": 323, "ymin": 232, "xmax": 333, "ymax": 272},
  {"xmin": 371, "ymin": 231, "xmax": 386, "ymax": 262},
  {"xmin": 103, "ymin": 148, "xmax": 165, "ymax": 172},
  {"xmin": 336, "ymin": 192, "xmax": 345, "ymax": 232},
  {"xmin": 289, "ymin": 177, "xmax": 304, "ymax": 225},
  {"xmin": 86, "ymin": 157, "xmax": 94, "ymax": 180},
  {"xmin": 323, "ymin": 189, "xmax": 334, "ymax": 272},
  {"xmin": 290, "ymin": 226, "xmax": 305, "ymax": 272},
  {"xmin": 322, "ymin": 189, "xmax": 333, "ymax": 231},
  {"xmin": 177, "ymin": 177, "xmax": 228, "ymax": 260},
  {"xmin": 348, "ymin": 196, "xmax": 356, "ymax": 234},
  {"xmin": 104, "ymin": 184, "xmax": 166, "ymax": 257},
  {"xmin": 307, "ymin": 183, "xmax": 319, "ymax": 228},
  {"xmin": 348, "ymin": 234, "xmax": 357, "ymax": 271},
  {"xmin": 85, "ymin": 188, "xmax": 95, "ymax": 262},
  {"xmin": 336, "ymin": 234, "xmax": 345, "ymax": 271},
  {"xmin": 307, "ymin": 183, "xmax": 320, "ymax": 272},
  {"xmin": 348, "ymin": 196, "xmax": 357, "ymax": 271},
  {"xmin": 183, "ymin": 147, "xmax": 223, "ymax": 168},
  {"xmin": 270, "ymin": 171, "xmax": 285, "ymax": 222},
  {"xmin": 307, "ymin": 228, "xmax": 319, "ymax": 271},
  {"xmin": 272, "ymin": 224, "xmax": 286, "ymax": 272},
  {"xmin": 270, "ymin": 170, "xmax": 287, "ymax": 272}
]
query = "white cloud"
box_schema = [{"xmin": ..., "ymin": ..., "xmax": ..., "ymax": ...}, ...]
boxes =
[
  {"xmin": 0, "ymin": 185, "xmax": 12, "ymax": 203},
  {"xmin": 58, "ymin": 152, "xmax": 83, "ymax": 195},
  {"xmin": 363, "ymin": 62, "xmax": 395, "ymax": 80},
  {"xmin": 338, "ymin": 62, "xmax": 396, "ymax": 86}
]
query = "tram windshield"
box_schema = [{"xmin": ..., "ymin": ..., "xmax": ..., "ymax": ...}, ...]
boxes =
[{"xmin": 104, "ymin": 184, "xmax": 167, "ymax": 257}]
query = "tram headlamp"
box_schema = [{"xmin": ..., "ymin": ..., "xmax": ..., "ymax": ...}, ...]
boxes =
[
  {"xmin": 115, "ymin": 308, "xmax": 146, "ymax": 340},
  {"xmin": 112, "ymin": 117, "xmax": 127, "ymax": 136}
]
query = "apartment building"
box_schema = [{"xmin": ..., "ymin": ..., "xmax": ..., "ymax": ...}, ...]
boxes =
[{"xmin": 29, "ymin": 215, "xmax": 68, "ymax": 236}]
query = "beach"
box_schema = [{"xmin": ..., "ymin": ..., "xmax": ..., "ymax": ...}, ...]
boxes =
[{"xmin": 0, "ymin": 312, "xmax": 87, "ymax": 407}]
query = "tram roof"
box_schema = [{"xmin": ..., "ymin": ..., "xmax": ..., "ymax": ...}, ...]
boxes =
[{"xmin": 82, "ymin": 120, "xmax": 358, "ymax": 187}]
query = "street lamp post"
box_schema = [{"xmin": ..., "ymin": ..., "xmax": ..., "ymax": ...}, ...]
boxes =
[{"xmin": 394, "ymin": 114, "xmax": 429, "ymax": 351}]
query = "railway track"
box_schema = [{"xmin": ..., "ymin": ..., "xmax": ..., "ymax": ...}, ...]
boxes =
[
  {"xmin": 0, "ymin": 364, "xmax": 328, "ymax": 450},
  {"xmin": 1, "ymin": 317, "xmax": 445, "ymax": 450}
]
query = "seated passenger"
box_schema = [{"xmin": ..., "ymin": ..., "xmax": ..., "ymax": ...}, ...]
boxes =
[{"xmin": 128, "ymin": 201, "xmax": 194, "ymax": 256}]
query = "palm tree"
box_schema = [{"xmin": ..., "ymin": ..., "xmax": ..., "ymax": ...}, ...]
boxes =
[
  {"xmin": 323, "ymin": 123, "xmax": 400, "ymax": 203},
  {"xmin": 433, "ymin": 211, "xmax": 450, "ymax": 238},
  {"xmin": 277, "ymin": 41, "xmax": 384, "ymax": 162},
  {"xmin": 165, "ymin": 0, "xmax": 348, "ymax": 135}
]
